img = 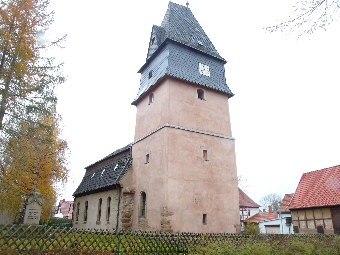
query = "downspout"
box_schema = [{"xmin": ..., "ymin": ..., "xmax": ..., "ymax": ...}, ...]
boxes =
[{"xmin": 116, "ymin": 186, "xmax": 122, "ymax": 231}]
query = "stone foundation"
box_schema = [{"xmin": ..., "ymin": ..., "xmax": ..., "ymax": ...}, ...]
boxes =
[
  {"xmin": 121, "ymin": 192, "xmax": 134, "ymax": 230},
  {"xmin": 160, "ymin": 207, "xmax": 174, "ymax": 232}
]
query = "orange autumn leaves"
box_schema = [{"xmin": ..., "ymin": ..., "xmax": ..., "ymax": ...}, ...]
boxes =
[
  {"xmin": 0, "ymin": 117, "xmax": 69, "ymax": 221},
  {"xmin": 0, "ymin": 0, "xmax": 68, "ymax": 221}
]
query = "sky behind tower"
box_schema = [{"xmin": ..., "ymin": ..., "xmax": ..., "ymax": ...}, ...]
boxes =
[{"xmin": 49, "ymin": 0, "xmax": 340, "ymax": 205}]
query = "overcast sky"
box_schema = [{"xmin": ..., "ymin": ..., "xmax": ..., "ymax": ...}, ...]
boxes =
[{"xmin": 48, "ymin": 0, "xmax": 340, "ymax": 204}]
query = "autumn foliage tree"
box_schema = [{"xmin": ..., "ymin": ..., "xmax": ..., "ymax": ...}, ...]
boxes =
[
  {"xmin": 0, "ymin": 115, "xmax": 68, "ymax": 220},
  {"xmin": 0, "ymin": 0, "xmax": 64, "ymax": 136},
  {"xmin": 0, "ymin": 0, "xmax": 68, "ymax": 221}
]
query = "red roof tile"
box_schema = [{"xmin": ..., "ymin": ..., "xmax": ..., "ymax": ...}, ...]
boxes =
[
  {"xmin": 289, "ymin": 165, "xmax": 340, "ymax": 209},
  {"xmin": 278, "ymin": 193, "xmax": 294, "ymax": 213},
  {"xmin": 245, "ymin": 212, "xmax": 278, "ymax": 223},
  {"xmin": 239, "ymin": 188, "xmax": 260, "ymax": 208}
]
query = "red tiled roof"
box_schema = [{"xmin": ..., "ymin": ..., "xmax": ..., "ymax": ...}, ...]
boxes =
[
  {"xmin": 239, "ymin": 188, "xmax": 260, "ymax": 208},
  {"xmin": 245, "ymin": 212, "xmax": 278, "ymax": 223},
  {"xmin": 289, "ymin": 165, "xmax": 340, "ymax": 209},
  {"xmin": 278, "ymin": 193, "xmax": 294, "ymax": 213}
]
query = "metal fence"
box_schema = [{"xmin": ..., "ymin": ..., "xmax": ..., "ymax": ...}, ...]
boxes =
[{"xmin": 0, "ymin": 224, "xmax": 337, "ymax": 254}]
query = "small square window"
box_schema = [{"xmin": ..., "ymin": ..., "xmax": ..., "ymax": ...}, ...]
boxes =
[
  {"xmin": 203, "ymin": 214, "xmax": 207, "ymax": 225},
  {"xmin": 148, "ymin": 71, "xmax": 153, "ymax": 79}
]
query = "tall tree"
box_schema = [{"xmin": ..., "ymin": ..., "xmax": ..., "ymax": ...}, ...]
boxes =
[
  {"xmin": 0, "ymin": 115, "xmax": 68, "ymax": 221},
  {"xmin": 0, "ymin": 0, "xmax": 64, "ymax": 138},
  {"xmin": 266, "ymin": 0, "xmax": 340, "ymax": 35},
  {"xmin": 0, "ymin": 0, "xmax": 67, "ymax": 221},
  {"xmin": 260, "ymin": 193, "xmax": 282, "ymax": 212}
]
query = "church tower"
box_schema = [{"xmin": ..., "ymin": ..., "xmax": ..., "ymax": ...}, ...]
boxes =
[{"xmin": 131, "ymin": 2, "xmax": 239, "ymax": 233}]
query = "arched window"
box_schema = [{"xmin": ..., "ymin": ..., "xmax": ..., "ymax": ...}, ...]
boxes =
[
  {"xmin": 97, "ymin": 198, "xmax": 102, "ymax": 223},
  {"xmin": 148, "ymin": 93, "xmax": 154, "ymax": 105},
  {"xmin": 106, "ymin": 197, "xmax": 111, "ymax": 222},
  {"xmin": 75, "ymin": 202, "xmax": 80, "ymax": 222},
  {"xmin": 197, "ymin": 89, "xmax": 205, "ymax": 100},
  {"xmin": 139, "ymin": 192, "xmax": 147, "ymax": 218},
  {"xmin": 84, "ymin": 201, "xmax": 88, "ymax": 222}
]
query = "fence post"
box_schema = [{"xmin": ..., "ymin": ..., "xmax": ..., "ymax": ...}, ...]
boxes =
[
  {"xmin": 176, "ymin": 231, "xmax": 181, "ymax": 255},
  {"xmin": 117, "ymin": 228, "xmax": 122, "ymax": 255}
]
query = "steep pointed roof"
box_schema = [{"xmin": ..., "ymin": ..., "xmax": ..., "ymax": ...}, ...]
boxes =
[
  {"xmin": 289, "ymin": 165, "xmax": 340, "ymax": 209},
  {"xmin": 278, "ymin": 193, "xmax": 294, "ymax": 213},
  {"xmin": 146, "ymin": 2, "xmax": 225, "ymax": 63},
  {"xmin": 239, "ymin": 188, "xmax": 261, "ymax": 208}
]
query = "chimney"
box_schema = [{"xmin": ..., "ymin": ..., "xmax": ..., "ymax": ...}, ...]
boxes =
[{"xmin": 268, "ymin": 205, "xmax": 272, "ymax": 214}]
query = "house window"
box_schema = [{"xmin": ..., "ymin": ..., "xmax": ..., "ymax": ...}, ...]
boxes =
[
  {"xmin": 317, "ymin": 225, "xmax": 324, "ymax": 234},
  {"xmin": 75, "ymin": 202, "xmax": 80, "ymax": 222},
  {"xmin": 293, "ymin": 226, "xmax": 299, "ymax": 233},
  {"xmin": 148, "ymin": 93, "xmax": 154, "ymax": 105},
  {"xmin": 148, "ymin": 70, "xmax": 153, "ymax": 79},
  {"xmin": 201, "ymin": 148, "xmax": 209, "ymax": 161},
  {"xmin": 139, "ymin": 192, "xmax": 147, "ymax": 218},
  {"xmin": 97, "ymin": 198, "xmax": 102, "ymax": 223},
  {"xmin": 84, "ymin": 201, "xmax": 88, "ymax": 222},
  {"xmin": 203, "ymin": 214, "xmax": 207, "ymax": 225},
  {"xmin": 145, "ymin": 153, "xmax": 150, "ymax": 164},
  {"xmin": 106, "ymin": 197, "xmax": 111, "ymax": 222},
  {"xmin": 197, "ymin": 89, "xmax": 205, "ymax": 100}
]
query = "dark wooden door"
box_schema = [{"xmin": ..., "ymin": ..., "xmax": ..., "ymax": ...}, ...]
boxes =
[{"xmin": 331, "ymin": 207, "xmax": 340, "ymax": 234}]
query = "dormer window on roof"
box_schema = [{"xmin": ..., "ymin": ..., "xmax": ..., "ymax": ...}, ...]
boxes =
[{"xmin": 114, "ymin": 164, "xmax": 118, "ymax": 171}]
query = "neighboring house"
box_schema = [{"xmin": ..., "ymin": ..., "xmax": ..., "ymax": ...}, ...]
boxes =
[
  {"xmin": 54, "ymin": 199, "xmax": 74, "ymax": 219},
  {"xmin": 239, "ymin": 188, "xmax": 260, "ymax": 222},
  {"xmin": 276, "ymin": 193, "xmax": 294, "ymax": 234},
  {"xmin": 289, "ymin": 165, "xmax": 340, "ymax": 234},
  {"xmin": 244, "ymin": 195, "xmax": 295, "ymax": 235},
  {"xmin": 73, "ymin": 2, "xmax": 240, "ymax": 233},
  {"xmin": 245, "ymin": 206, "xmax": 279, "ymax": 234}
]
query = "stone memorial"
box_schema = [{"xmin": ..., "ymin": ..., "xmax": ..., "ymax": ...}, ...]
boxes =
[{"xmin": 23, "ymin": 189, "xmax": 43, "ymax": 225}]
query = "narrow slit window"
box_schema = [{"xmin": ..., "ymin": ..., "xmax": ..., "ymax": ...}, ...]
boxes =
[
  {"xmin": 203, "ymin": 214, "xmax": 207, "ymax": 225},
  {"xmin": 148, "ymin": 70, "xmax": 153, "ymax": 79},
  {"xmin": 145, "ymin": 153, "xmax": 150, "ymax": 164},
  {"xmin": 148, "ymin": 93, "xmax": 154, "ymax": 105},
  {"xmin": 76, "ymin": 202, "xmax": 80, "ymax": 222},
  {"xmin": 84, "ymin": 201, "xmax": 88, "ymax": 222},
  {"xmin": 97, "ymin": 198, "xmax": 102, "ymax": 223},
  {"xmin": 197, "ymin": 89, "xmax": 205, "ymax": 100},
  {"xmin": 106, "ymin": 197, "xmax": 111, "ymax": 222},
  {"xmin": 201, "ymin": 148, "xmax": 209, "ymax": 161},
  {"xmin": 139, "ymin": 192, "xmax": 147, "ymax": 218}
]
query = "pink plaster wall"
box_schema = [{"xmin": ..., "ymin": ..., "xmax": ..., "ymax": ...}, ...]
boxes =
[{"xmin": 131, "ymin": 77, "xmax": 239, "ymax": 233}]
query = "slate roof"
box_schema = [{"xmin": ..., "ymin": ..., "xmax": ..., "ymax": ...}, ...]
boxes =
[
  {"xmin": 278, "ymin": 193, "xmax": 294, "ymax": 213},
  {"xmin": 146, "ymin": 2, "xmax": 224, "ymax": 62},
  {"xmin": 239, "ymin": 188, "xmax": 261, "ymax": 208},
  {"xmin": 245, "ymin": 212, "xmax": 279, "ymax": 223},
  {"xmin": 73, "ymin": 144, "xmax": 132, "ymax": 197},
  {"xmin": 289, "ymin": 165, "xmax": 340, "ymax": 209}
]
